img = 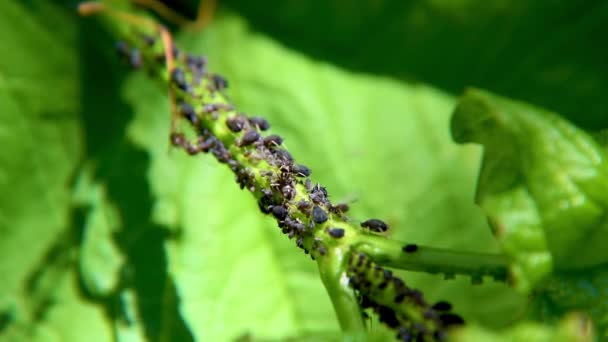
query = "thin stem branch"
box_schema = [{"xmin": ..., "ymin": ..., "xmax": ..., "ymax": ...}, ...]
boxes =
[
  {"xmin": 317, "ymin": 246, "xmax": 366, "ymax": 332},
  {"xmin": 354, "ymin": 234, "xmax": 509, "ymax": 283}
]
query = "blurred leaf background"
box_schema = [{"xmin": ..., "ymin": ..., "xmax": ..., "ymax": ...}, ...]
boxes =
[{"xmin": 0, "ymin": 0, "xmax": 606, "ymax": 341}]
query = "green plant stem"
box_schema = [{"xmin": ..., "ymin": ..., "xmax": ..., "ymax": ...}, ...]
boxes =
[
  {"xmin": 317, "ymin": 245, "xmax": 366, "ymax": 332},
  {"xmin": 354, "ymin": 234, "xmax": 509, "ymax": 282}
]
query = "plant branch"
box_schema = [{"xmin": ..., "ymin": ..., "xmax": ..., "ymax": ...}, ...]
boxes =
[
  {"xmin": 317, "ymin": 246, "xmax": 366, "ymax": 332},
  {"xmin": 353, "ymin": 234, "xmax": 509, "ymax": 283},
  {"xmin": 79, "ymin": 3, "xmax": 507, "ymax": 339}
]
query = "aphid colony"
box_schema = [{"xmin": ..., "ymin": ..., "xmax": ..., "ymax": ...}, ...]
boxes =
[
  {"xmin": 348, "ymin": 253, "xmax": 463, "ymax": 341},
  {"xmin": 112, "ymin": 31, "xmax": 460, "ymax": 341}
]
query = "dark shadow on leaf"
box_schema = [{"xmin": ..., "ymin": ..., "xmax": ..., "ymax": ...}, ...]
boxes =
[
  {"xmin": 76, "ymin": 17, "xmax": 194, "ymax": 342},
  {"xmin": 221, "ymin": 0, "xmax": 608, "ymax": 129}
]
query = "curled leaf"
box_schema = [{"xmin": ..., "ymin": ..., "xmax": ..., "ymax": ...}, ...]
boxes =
[{"xmin": 451, "ymin": 89, "xmax": 608, "ymax": 292}]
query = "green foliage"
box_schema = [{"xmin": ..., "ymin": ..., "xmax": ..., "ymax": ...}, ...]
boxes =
[
  {"xmin": 451, "ymin": 89, "xmax": 608, "ymax": 293},
  {"xmin": 0, "ymin": 0, "xmax": 605, "ymax": 341}
]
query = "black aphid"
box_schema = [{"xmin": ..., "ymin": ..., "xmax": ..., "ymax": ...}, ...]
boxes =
[
  {"xmin": 204, "ymin": 104, "xmax": 234, "ymax": 114},
  {"xmin": 171, "ymin": 44, "xmax": 180, "ymax": 58},
  {"xmin": 249, "ymin": 116, "xmax": 270, "ymax": 131},
  {"xmin": 212, "ymin": 74, "xmax": 228, "ymax": 90},
  {"xmin": 186, "ymin": 54, "xmax": 207, "ymax": 70},
  {"xmin": 431, "ymin": 301, "xmax": 452, "ymax": 312},
  {"xmin": 272, "ymin": 205, "xmax": 288, "ymax": 220},
  {"xmin": 292, "ymin": 164, "xmax": 311, "ymax": 177},
  {"xmin": 312, "ymin": 206, "xmax": 328, "ymax": 224},
  {"xmin": 378, "ymin": 306, "xmax": 400, "ymax": 328},
  {"xmin": 402, "ymin": 244, "xmax": 418, "ymax": 253},
  {"xmin": 226, "ymin": 116, "xmax": 247, "ymax": 132},
  {"xmin": 179, "ymin": 102, "xmax": 198, "ymax": 124},
  {"xmin": 239, "ymin": 130, "xmax": 260, "ymax": 146},
  {"xmin": 297, "ymin": 200, "xmax": 312, "ymax": 214},
  {"xmin": 274, "ymin": 149, "xmax": 293, "ymax": 162},
  {"xmin": 142, "ymin": 34, "xmax": 156, "ymax": 46},
  {"xmin": 129, "ymin": 49, "xmax": 142, "ymax": 68},
  {"xmin": 263, "ymin": 135, "xmax": 283, "ymax": 147},
  {"xmin": 327, "ymin": 228, "xmax": 345, "ymax": 238},
  {"xmin": 394, "ymin": 292, "xmax": 406, "ymax": 303},
  {"xmin": 396, "ymin": 327, "xmax": 412, "ymax": 342},
  {"xmin": 318, "ymin": 245, "xmax": 326, "ymax": 256},
  {"xmin": 198, "ymin": 137, "xmax": 215, "ymax": 152},
  {"xmin": 115, "ymin": 41, "xmax": 129, "ymax": 57},
  {"xmin": 439, "ymin": 313, "xmax": 465, "ymax": 326},
  {"xmin": 171, "ymin": 68, "xmax": 187, "ymax": 91},
  {"xmin": 361, "ymin": 218, "xmax": 389, "ymax": 232}
]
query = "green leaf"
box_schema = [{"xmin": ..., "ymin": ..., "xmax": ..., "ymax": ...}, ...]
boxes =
[
  {"xmin": 120, "ymin": 13, "xmax": 524, "ymax": 340},
  {"xmin": 531, "ymin": 266, "xmax": 608, "ymax": 338},
  {"xmin": 0, "ymin": 1, "xmax": 113, "ymax": 341},
  {"xmin": 451, "ymin": 88, "xmax": 608, "ymax": 293}
]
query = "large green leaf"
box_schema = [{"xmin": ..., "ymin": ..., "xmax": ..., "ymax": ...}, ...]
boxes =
[
  {"xmin": 451, "ymin": 89, "xmax": 608, "ymax": 294},
  {"xmin": 0, "ymin": 1, "xmax": 113, "ymax": 341}
]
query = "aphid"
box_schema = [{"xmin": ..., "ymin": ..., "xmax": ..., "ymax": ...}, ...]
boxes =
[
  {"xmin": 361, "ymin": 219, "xmax": 389, "ymax": 233},
  {"xmin": 297, "ymin": 200, "xmax": 312, "ymax": 214},
  {"xmin": 179, "ymin": 102, "xmax": 198, "ymax": 124},
  {"xmin": 304, "ymin": 179, "xmax": 313, "ymax": 191},
  {"xmin": 129, "ymin": 48, "xmax": 142, "ymax": 68},
  {"xmin": 309, "ymin": 184, "xmax": 328, "ymax": 204},
  {"xmin": 318, "ymin": 245, "xmax": 326, "ymax": 256},
  {"xmin": 115, "ymin": 41, "xmax": 129, "ymax": 58},
  {"xmin": 186, "ymin": 54, "xmax": 207, "ymax": 71},
  {"xmin": 378, "ymin": 306, "xmax": 400, "ymax": 328},
  {"xmin": 281, "ymin": 185, "xmax": 296, "ymax": 200},
  {"xmin": 431, "ymin": 301, "xmax": 452, "ymax": 312},
  {"xmin": 263, "ymin": 134, "xmax": 283, "ymax": 147},
  {"xmin": 402, "ymin": 244, "xmax": 418, "ymax": 253},
  {"xmin": 292, "ymin": 164, "xmax": 311, "ymax": 177},
  {"xmin": 226, "ymin": 116, "xmax": 247, "ymax": 132},
  {"xmin": 171, "ymin": 44, "xmax": 180, "ymax": 59},
  {"xmin": 271, "ymin": 205, "xmax": 287, "ymax": 220},
  {"xmin": 312, "ymin": 206, "xmax": 328, "ymax": 224},
  {"xmin": 392, "ymin": 277, "xmax": 405, "ymax": 290},
  {"xmin": 212, "ymin": 74, "xmax": 228, "ymax": 90},
  {"xmin": 171, "ymin": 68, "xmax": 188, "ymax": 91},
  {"xmin": 249, "ymin": 116, "xmax": 270, "ymax": 131},
  {"xmin": 394, "ymin": 292, "xmax": 406, "ymax": 303},
  {"xmin": 239, "ymin": 130, "xmax": 260, "ymax": 147},
  {"xmin": 439, "ymin": 313, "xmax": 465, "ymax": 326},
  {"xmin": 396, "ymin": 327, "xmax": 412, "ymax": 342},
  {"xmin": 203, "ymin": 103, "xmax": 234, "ymax": 114},
  {"xmin": 423, "ymin": 308, "xmax": 439, "ymax": 320},
  {"xmin": 197, "ymin": 136, "xmax": 215, "ymax": 152},
  {"xmin": 141, "ymin": 34, "xmax": 156, "ymax": 47},
  {"xmin": 357, "ymin": 252, "xmax": 366, "ymax": 267},
  {"xmin": 170, "ymin": 132, "xmax": 186, "ymax": 147},
  {"xmin": 410, "ymin": 290, "xmax": 425, "ymax": 306},
  {"xmin": 327, "ymin": 227, "xmax": 345, "ymax": 238},
  {"xmin": 274, "ymin": 149, "xmax": 293, "ymax": 162}
]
